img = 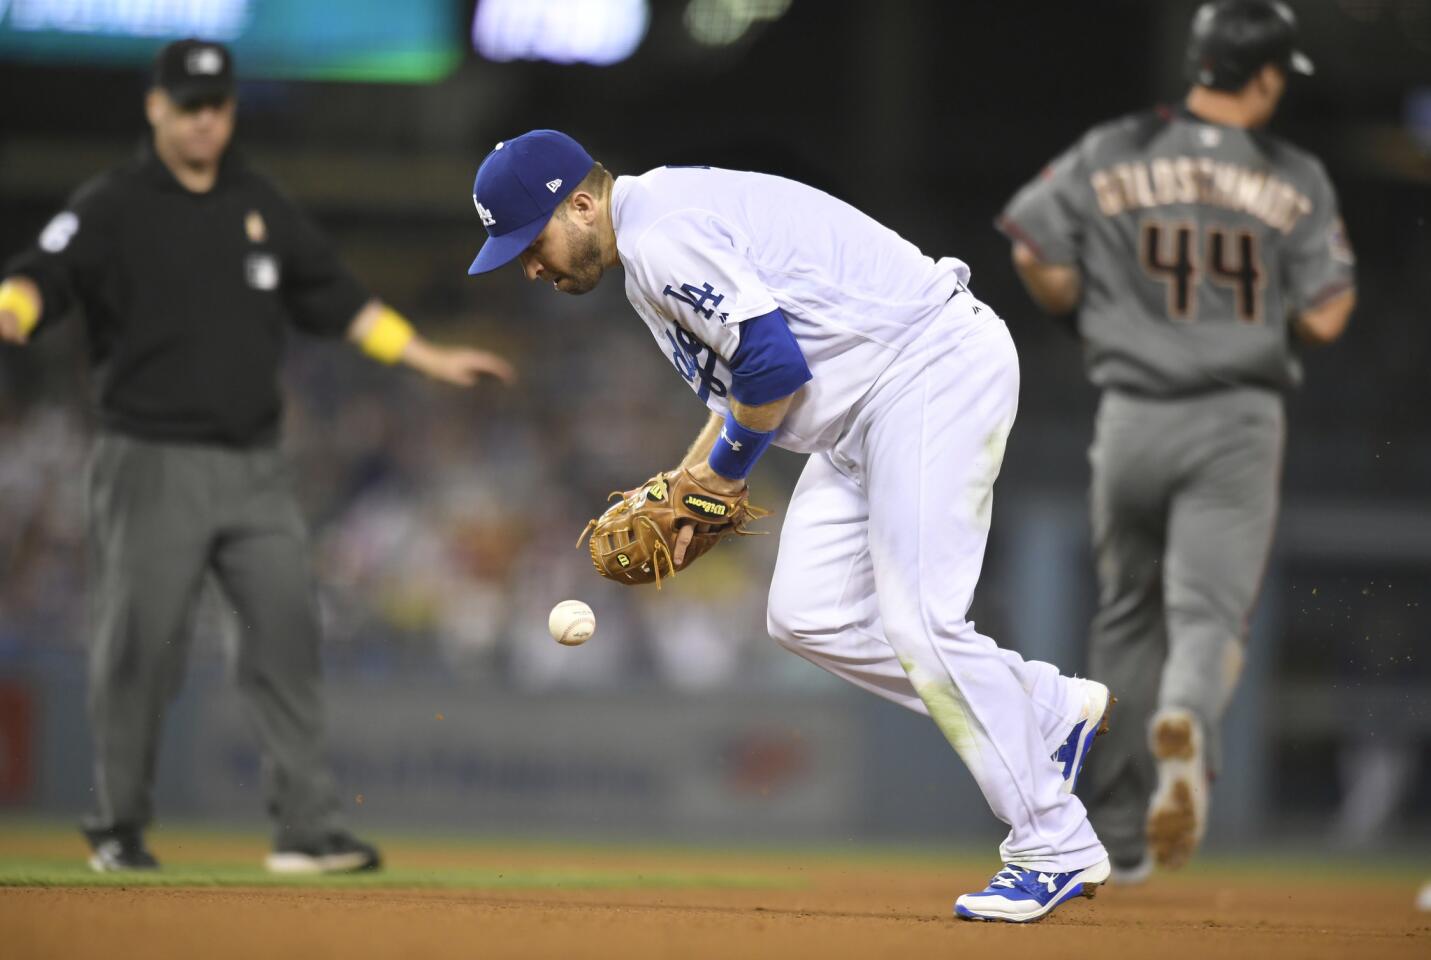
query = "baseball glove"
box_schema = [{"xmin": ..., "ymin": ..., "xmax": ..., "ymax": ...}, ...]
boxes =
[{"xmin": 576, "ymin": 468, "xmax": 768, "ymax": 587}]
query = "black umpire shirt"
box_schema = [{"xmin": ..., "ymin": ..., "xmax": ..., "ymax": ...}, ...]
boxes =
[{"xmin": 4, "ymin": 139, "xmax": 369, "ymax": 446}]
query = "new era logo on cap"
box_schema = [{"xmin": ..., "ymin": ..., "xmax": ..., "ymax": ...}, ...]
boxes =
[
  {"xmin": 154, "ymin": 38, "xmax": 235, "ymax": 106},
  {"xmin": 466, "ymin": 130, "xmax": 595, "ymax": 276}
]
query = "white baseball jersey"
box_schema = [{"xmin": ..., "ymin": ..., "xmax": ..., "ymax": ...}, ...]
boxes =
[
  {"xmin": 611, "ymin": 165, "xmax": 1105, "ymax": 871},
  {"xmin": 611, "ymin": 166, "xmax": 971, "ymax": 453}
]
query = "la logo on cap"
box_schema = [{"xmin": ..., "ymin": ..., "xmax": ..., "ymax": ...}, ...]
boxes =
[
  {"xmin": 186, "ymin": 47, "xmax": 224, "ymax": 75},
  {"xmin": 473, "ymin": 195, "xmax": 495, "ymax": 227}
]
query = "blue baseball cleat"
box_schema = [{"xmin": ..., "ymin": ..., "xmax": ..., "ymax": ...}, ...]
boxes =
[
  {"xmin": 1053, "ymin": 679, "xmax": 1114, "ymax": 794},
  {"xmin": 954, "ymin": 859, "xmax": 1111, "ymax": 922}
]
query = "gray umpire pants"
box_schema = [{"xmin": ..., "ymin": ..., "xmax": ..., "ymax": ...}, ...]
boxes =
[
  {"xmin": 84, "ymin": 432, "xmax": 341, "ymax": 845},
  {"xmin": 1077, "ymin": 387, "xmax": 1284, "ymax": 863}
]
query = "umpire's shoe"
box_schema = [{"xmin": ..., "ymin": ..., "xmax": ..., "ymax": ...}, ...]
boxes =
[
  {"xmin": 83, "ymin": 826, "xmax": 160, "ymax": 872},
  {"xmin": 266, "ymin": 831, "xmax": 382, "ymax": 874}
]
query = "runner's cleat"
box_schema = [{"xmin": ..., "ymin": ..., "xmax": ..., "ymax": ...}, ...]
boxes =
[
  {"xmin": 1109, "ymin": 852, "xmax": 1153, "ymax": 886},
  {"xmin": 1146, "ymin": 708, "xmax": 1208, "ymax": 869}
]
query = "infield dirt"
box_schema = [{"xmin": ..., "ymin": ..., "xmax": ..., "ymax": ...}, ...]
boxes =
[{"xmin": 2, "ymin": 829, "xmax": 1426, "ymax": 959}]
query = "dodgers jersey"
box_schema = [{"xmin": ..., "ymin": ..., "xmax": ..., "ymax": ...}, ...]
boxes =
[
  {"xmin": 999, "ymin": 106, "xmax": 1356, "ymax": 397},
  {"xmin": 611, "ymin": 166, "xmax": 967, "ymax": 454}
]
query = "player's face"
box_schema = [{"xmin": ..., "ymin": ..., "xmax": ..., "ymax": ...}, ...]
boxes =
[
  {"xmin": 147, "ymin": 90, "xmax": 236, "ymax": 168},
  {"xmin": 519, "ymin": 208, "xmax": 606, "ymax": 295}
]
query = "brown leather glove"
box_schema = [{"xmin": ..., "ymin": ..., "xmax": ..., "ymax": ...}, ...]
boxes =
[{"xmin": 576, "ymin": 468, "xmax": 768, "ymax": 587}]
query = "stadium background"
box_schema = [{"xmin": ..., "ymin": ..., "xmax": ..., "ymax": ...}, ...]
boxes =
[{"xmin": 0, "ymin": 0, "xmax": 1427, "ymax": 861}]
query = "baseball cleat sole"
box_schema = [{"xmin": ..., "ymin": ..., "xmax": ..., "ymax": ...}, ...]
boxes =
[{"xmin": 1146, "ymin": 708, "xmax": 1208, "ymax": 870}]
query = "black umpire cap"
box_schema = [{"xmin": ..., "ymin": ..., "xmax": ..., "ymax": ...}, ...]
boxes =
[
  {"xmin": 1185, "ymin": 0, "xmax": 1314, "ymax": 92},
  {"xmin": 152, "ymin": 39, "xmax": 236, "ymax": 107}
]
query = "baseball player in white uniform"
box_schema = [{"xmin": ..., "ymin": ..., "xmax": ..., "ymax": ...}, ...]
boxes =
[{"xmin": 466, "ymin": 130, "xmax": 1113, "ymax": 922}]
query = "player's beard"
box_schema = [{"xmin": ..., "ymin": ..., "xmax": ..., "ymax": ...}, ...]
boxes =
[{"xmin": 555, "ymin": 217, "xmax": 604, "ymax": 295}]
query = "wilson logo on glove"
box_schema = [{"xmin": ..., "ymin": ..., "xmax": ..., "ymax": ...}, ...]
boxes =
[{"xmin": 682, "ymin": 495, "xmax": 729, "ymax": 519}]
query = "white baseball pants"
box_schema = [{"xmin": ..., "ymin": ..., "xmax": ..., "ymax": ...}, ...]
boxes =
[{"xmin": 767, "ymin": 296, "xmax": 1106, "ymax": 871}]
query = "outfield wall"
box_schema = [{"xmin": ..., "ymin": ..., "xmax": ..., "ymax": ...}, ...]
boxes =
[{"xmin": 1, "ymin": 658, "xmax": 1008, "ymax": 844}]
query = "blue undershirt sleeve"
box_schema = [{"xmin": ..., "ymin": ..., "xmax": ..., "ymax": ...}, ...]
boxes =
[{"xmin": 728, "ymin": 308, "xmax": 811, "ymax": 406}]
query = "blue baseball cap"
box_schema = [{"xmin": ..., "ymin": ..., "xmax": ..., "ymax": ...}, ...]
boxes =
[{"xmin": 467, "ymin": 130, "xmax": 595, "ymax": 275}]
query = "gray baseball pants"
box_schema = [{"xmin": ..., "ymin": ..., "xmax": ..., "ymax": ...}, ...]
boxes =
[
  {"xmin": 84, "ymin": 433, "xmax": 341, "ymax": 846},
  {"xmin": 1078, "ymin": 387, "xmax": 1284, "ymax": 863}
]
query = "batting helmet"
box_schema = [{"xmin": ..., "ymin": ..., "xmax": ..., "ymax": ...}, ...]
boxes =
[{"xmin": 1184, "ymin": 0, "xmax": 1314, "ymax": 92}]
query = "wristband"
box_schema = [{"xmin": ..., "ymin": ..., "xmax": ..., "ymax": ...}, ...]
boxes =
[
  {"xmin": 359, "ymin": 305, "xmax": 414, "ymax": 364},
  {"xmin": 0, "ymin": 280, "xmax": 41, "ymax": 337},
  {"xmin": 708, "ymin": 410, "xmax": 775, "ymax": 481}
]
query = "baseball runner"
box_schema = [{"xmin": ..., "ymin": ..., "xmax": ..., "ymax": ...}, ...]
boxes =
[
  {"xmin": 467, "ymin": 129, "xmax": 1115, "ymax": 923},
  {"xmin": 998, "ymin": 0, "xmax": 1355, "ymax": 880},
  {"xmin": 0, "ymin": 40, "xmax": 515, "ymax": 872}
]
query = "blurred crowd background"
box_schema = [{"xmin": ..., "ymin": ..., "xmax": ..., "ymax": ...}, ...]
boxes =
[{"xmin": 0, "ymin": 0, "xmax": 1427, "ymax": 846}]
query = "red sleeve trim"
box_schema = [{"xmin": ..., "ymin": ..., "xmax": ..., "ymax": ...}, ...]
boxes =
[
  {"xmin": 1306, "ymin": 279, "xmax": 1355, "ymax": 310},
  {"xmin": 994, "ymin": 215, "xmax": 1048, "ymax": 263}
]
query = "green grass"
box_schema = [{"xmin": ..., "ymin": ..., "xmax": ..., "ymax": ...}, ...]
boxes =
[
  {"xmin": 0, "ymin": 859, "xmax": 802, "ymax": 891},
  {"xmin": 1, "ymin": 819, "xmax": 1424, "ymax": 890},
  {"xmin": 1148, "ymin": 852, "xmax": 1429, "ymax": 885}
]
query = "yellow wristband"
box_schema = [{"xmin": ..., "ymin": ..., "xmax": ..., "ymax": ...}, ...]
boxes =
[
  {"xmin": 0, "ymin": 280, "xmax": 41, "ymax": 337},
  {"xmin": 360, "ymin": 306, "xmax": 414, "ymax": 364}
]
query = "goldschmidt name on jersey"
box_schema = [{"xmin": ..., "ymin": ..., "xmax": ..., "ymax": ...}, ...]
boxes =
[{"xmin": 1090, "ymin": 157, "xmax": 1312, "ymax": 234}]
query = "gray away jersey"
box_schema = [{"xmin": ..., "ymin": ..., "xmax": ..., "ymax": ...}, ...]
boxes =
[{"xmin": 999, "ymin": 107, "xmax": 1355, "ymax": 396}]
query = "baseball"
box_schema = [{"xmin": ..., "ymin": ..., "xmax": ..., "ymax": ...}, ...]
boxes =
[{"xmin": 548, "ymin": 599, "xmax": 596, "ymax": 646}]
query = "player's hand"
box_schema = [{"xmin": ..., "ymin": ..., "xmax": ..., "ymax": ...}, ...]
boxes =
[
  {"xmin": 671, "ymin": 464, "xmax": 746, "ymax": 566},
  {"xmin": 0, "ymin": 308, "xmax": 30, "ymax": 345},
  {"xmin": 406, "ymin": 341, "xmax": 517, "ymax": 387},
  {"xmin": 673, "ymin": 521, "xmax": 719, "ymax": 567}
]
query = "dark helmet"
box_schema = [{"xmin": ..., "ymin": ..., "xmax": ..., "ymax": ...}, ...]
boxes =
[{"xmin": 1184, "ymin": 0, "xmax": 1314, "ymax": 92}]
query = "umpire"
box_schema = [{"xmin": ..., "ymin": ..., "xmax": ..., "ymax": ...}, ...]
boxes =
[
  {"xmin": 0, "ymin": 39, "xmax": 514, "ymax": 872},
  {"xmin": 998, "ymin": 2, "xmax": 1355, "ymax": 881}
]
